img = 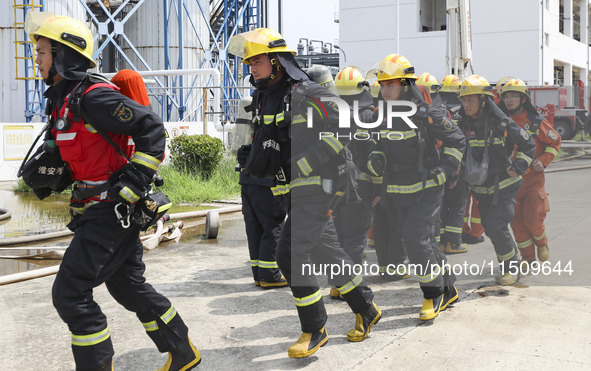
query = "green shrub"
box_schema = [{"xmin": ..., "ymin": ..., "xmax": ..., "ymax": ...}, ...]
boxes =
[{"xmin": 168, "ymin": 134, "xmax": 224, "ymax": 179}]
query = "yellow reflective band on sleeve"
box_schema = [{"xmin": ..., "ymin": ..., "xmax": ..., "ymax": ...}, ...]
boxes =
[
  {"xmin": 120, "ymin": 186, "xmax": 141, "ymax": 203},
  {"xmin": 471, "ymin": 176, "xmax": 522, "ymax": 195},
  {"xmin": 497, "ymin": 250, "xmax": 516, "ymax": 261},
  {"xmin": 321, "ymin": 135, "xmax": 344, "ymax": 154},
  {"xmin": 445, "ymin": 225, "xmax": 463, "ymax": 234},
  {"xmin": 469, "ymin": 138, "xmax": 504, "ymax": 148},
  {"xmin": 293, "ymin": 114, "xmax": 306, "ymax": 124},
  {"xmin": 516, "ymin": 152, "xmax": 533, "ymax": 166},
  {"xmin": 471, "ymin": 217, "xmax": 481, "ymax": 224},
  {"xmin": 297, "ymin": 157, "xmax": 313, "ymax": 176},
  {"xmin": 435, "ymin": 235, "xmax": 441, "ymax": 242},
  {"xmin": 294, "ymin": 290, "xmax": 322, "ymax": 307},
  {"xmin": 378, "ymin": 130, "xmax": 417, "ymax": 140},
  {"xmin": 157, "ymin": 202, "xmax": 172, "ymax": 213},
  {"xmin": 71, "ymin": 327, "xmax": 111, "ymax": 346},
  {"xmin": 337, "ymin": 275, "xmax": 362, "ymax": 295},
  {"xmin": 290, "ymin": 176, "xmax": 322, "ymax": 189},
  {"xmin": 517, "ymin": 239, "xmax": 534, "ymax": 249},
  {"xmin": 271, "ymin": 183, "xmax": 291, "ymax": 196},
  {"xmin": 436, "ymin": 172, "xmax": 446, "ymax": 185},
  {"xmin": 371, "ymin": 175, "xmax": 383, "ymax": 185},
  {"xmin": 416, "ymin": 269, "xmax": 440, "ymax": 284},
  {"xmin": 251, "ymin": 259, "xmax": 259, "ymax": 267},
  {"xmin": 464, "ymin": 217, "xmax": 469, "ymax": 222},
  {"xmin": 440, "ymin": 227, "xmax": 445, "ymax": 234},
  {"xmin": 161, "ymin": 305, "xmax": 177, "ymax": 325},
  {"xmin": 533, "ymin": 231, "xmax": 546, "ymax": 241},
  {"xmin": 443, "ymin": 147, "xmax": 464, "ymax": 162},
  {"xmin": 258, "ymin": 260, "xmax": 279, "ymax": 269},
  {"xmin": 132, "ymin": 152, "xmax": 161, "ymax": 171},
  {"xmin": 358, "ymin": 172, "xmax": 372, "ymax": 183},
  {"xmin": 544, "ymin": 147, "xmax": 559, "ymax": 156}
]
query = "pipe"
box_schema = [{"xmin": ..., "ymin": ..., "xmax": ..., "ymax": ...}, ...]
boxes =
[
  {"xmin": 546, "ymin": 164, "xmax": 591, "ymax": 173},
  {"xmin": 167, "ymin": 205, "xmax": 242, "ymax": 220},
  {"xmin": 102, "ymin": 69, "xmax": 223, "ymax": 130},
  {"xmin": 0, "ymin": 265, "xmax": 60, "ymax": 286},
  {"xmin": 0, "ymin": 230, "xmax": 74, "ymax": 246}
]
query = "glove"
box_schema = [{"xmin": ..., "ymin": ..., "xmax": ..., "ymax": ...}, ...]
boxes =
[
  {"xmin": 237, "ymin": 144, "xmax": 251, "ymax": 169},
  {"xmin": 510, "ymin": 160, "xmax": 527, "ymax": 175},
  {"xmin": 109, "ymin": 164, "xmax": 151, "ymax": 204},
  {"xmin": 32, "ymin": 187, "xmax": 52, "ymax": 200},
  {"xmin": 429, "ymin": 166, "xmax": 447, "ymax": 185}
]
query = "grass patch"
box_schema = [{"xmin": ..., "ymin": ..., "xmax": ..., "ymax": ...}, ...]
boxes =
[
  {"xmin": 13, "ymin": 155, "xmax": 241, "ymax": 205},
  {"xmin": 572, "ymin": 132, "xmax": 591, "ymax": 141}
]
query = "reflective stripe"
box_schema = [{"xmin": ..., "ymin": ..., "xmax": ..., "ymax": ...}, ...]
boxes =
[
  {"xmin": 517, "ymin": 239, "xmax": 534, "ymax": 248},
  {"xmin": 128, "ymin": 138, "xmax": 135, "ymax": 146},
  {"xmin": 132, "ymin": 152, "xmax": 161, "ymax": 171},
  {"xmin": 471, "ymin": 217, "xmax": 481, "ymax": 224},
  {"xmin": 516, "ymin": 152, "xmax": 533, "ymax": 166},
  {"xmin": 71, "ymin": 327, "xmax": 111, "ymax": 346},
  {"xmin": 464, "ymin": 217, "xmax": 469, "ymax": 222},
  {"xmin": 294, "ymin": 290, "xmax": 322, "ymax": 307},
  {"xmin": 297, "ymin": 157, "xmax": 313, "ymax": 176},
  {"xmin": 386, "ymin": 174, "xmax": 446, "ymax": 194},
  {"xmin": 435, "ymin": 235, "xmax": 441, "ymax": 242},
  {"xmin": 533, "ymin": 231, "xmax": 546, "ymax": 241},
  {"xmin": 85, "ymin": 123, "xmax": 98, "ymax": 133},
  {"xmin": 445, "ymin": 225, "xmax": 463, "ymax": 234},
  {"xmin": 497, "ymin": 249, "xmax": 516, "ymax": 261},
  {"xmin": 258, "ymin": 260, "xmax": 279, "ymax": 269},
  {"xmin": 417, "ymin": 269, "xmax": 440, "ymax": 283},
  {"xmin": 120, "ymin": 186, "xmax": 140, "ymax": 203},
  {"xmin": 271, "ymin": 183, "xmax": 290, "ymax": 196},
  {"xmin": 371, "ymin": 175, "xmax": 383, "ymax": 185},
  {"xmin": 142, "ymin": 305, "xmax": 177, "ymax": 332},
  {"xmin": 263, "ymin": 112, "xmax": 286, "ymax": 125},
  {"xmin": 275, "ymin": 111, "xmax": 285, "ymax": 123},
  {"xmin": 292, "ymin": 114, "xmax": 306, "ymax": 124},
  {"xmin": 443, "ymin": 147, "xmax": 463, "ymax": 162},
  {"xmin": 469, "ymin": 138, "xmax": 504, "ymax": 147},
  {"xmin": 544, "ymin": 147, "xmax": 559, "ymax": 156},
  {"xmin": 358, "ymin": 172, "xmax": 372, "ymax": 183},
  {"xmin": 321, "ymin": 135, "xmax": 343, "ymax": 154},
  {"xmin": 143, "ymin": 320, "xmax": 159, "ymax": 332},
  {"xmin": 440, "ymin": 227, "xmax": 445, "ymax": 234},
  {"xmin": 157, "ymin": 202, "xmax": 172, "ymax": 213},
  {"xmin": 291, "ymin": 176, "xmax": 322, "ymax": 188},
  {"xmin": 337, "ymin": 275, "xmax": 362, "ymax": 295},
  {"xmin": 56, "ymin": 132, "xmax": 77, "ymax": 141},
  {"xmin": 367, "ymin": 151, "xmax": 386, "ymax": 177},
  {"xmin": 251, "ymin": 259, "xmax": 259, "ymax": 267},
  {"xmin": 472, "ymin": 176, "xmax": 522, "ymax": 195},
  {"xmin": 380, "ymin": 129, "xmax": 416, "ymax": 140}
]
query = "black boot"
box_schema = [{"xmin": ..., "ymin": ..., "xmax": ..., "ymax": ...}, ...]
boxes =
[
  {"xmin": 287, "ymin": 326, "xmax": 329, "ymax": 358},
  {"xmin": 346, "ymin": 301, "xmax": 382, "ymax": 342},
  {"xmin": 90, "ymin": 357, "xmax": 113, "ymax": 371},
  {"xmin": 156, "ymin": 337, "xmax": 201, "ymax": 371}
]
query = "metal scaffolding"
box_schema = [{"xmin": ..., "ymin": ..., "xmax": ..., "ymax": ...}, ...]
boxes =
[{"xmin": 14, "ymin": 0, "xmax": 261, "ymax": 123}]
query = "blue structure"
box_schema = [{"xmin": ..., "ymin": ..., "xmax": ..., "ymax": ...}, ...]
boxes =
[{"xmin": 16, "ymin": 0, "xmax": 262, "ymax": 123}]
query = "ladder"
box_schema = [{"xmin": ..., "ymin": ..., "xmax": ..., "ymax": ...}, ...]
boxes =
[{"xmin": 13, "ymin": 0, "xmax": 46, "ymax": 122}]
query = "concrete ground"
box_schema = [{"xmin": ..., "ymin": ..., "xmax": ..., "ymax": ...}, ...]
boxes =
[{"xmin": 1, "ymin": 157, "xmax": 590, "ymax": 371}]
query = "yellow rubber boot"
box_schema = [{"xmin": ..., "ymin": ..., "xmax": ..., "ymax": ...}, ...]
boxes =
[
  {"xmin": 287, "ymin": 327, "xmax": 328, "ymax": 358},
  {"xmin": 537, "ymin": 245, "xmax": 550, "ymax": 262},
  {"xmin": 419, "ymin": 294, "xmax": 443, "ymax": 321},
  {"xmin": 347, "ymin": 301, "xmax": 382, "ymax": 342},
  {"xmin": 155, "ymin": 338, "xmax": 201, "ymax": 371}
]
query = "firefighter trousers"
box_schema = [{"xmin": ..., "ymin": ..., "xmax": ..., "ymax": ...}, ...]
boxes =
[
  {"xmin": 383, "ymin": 186, "xmax": 455, "ymax": 299},
  {"xmin": 439, "ymin": 178, "xmax": 470, "ymax": 245},
  {"xmin": 473, "ymin": 182, "xmax": 522, "ymax": 270},
  {"xmin": 241, "ymin": 183, "xmax": 287, "ymax": 282},
  {"xmin": 52, "ymin": 203, "xmax": 189, "ymax": 370},
  {"xmin": 276, "ymin": 188, "xmax": 374, "ymax": 333},
  {"xmin": 332, "ymin": 192, "xmax": 373, "ymax": 265},
  {"xmin": 511, "ymin": 184, "xmax": 550, "ymax": 261},
  {"xmin": 373, "ymin": 198, "xmax": 407, "ymax": 274}
]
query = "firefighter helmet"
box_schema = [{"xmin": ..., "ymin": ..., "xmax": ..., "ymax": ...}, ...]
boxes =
[
  {"xmin": 417, "ymin": 72, "xmax": 441, "ymax": 93},
  {"xmin": 440, "ymin": 74, "xmax": 460, "ymax": 93},
  {"xmin": 458, "ymin": 75, "xmax": 495, "ymax": 97},
  {"xmin": 228, "ymin": 28, "xmax": 296, "ymax": 64},
  {"xmin": 26, "ymin": 12, "xmax": 96, "ymax": 68},
  {"xmin": 495, "ymin": 76, "xmax": 517, "ymax": 97},
  {"xmin": 335, "ymin": 66, "xmax": 368, "ymax": 96},
  {"xmin": 307, "ymin": 65, "xmax": 338, "ymax": 95},
  {"xmin": 370, "ymin": 80, "xmax": 380, "ymax": 98},
  {"xmin": 367, "ymin": 54, "xmax": 417, "ymax": 82},
  {"xmin": 499, "ymin": 78, "xmax": 531, "ymax": 100}
]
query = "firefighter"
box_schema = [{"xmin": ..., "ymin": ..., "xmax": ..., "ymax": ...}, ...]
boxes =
[
  {"xmin": 439, "ymin": 75, "xmax": 463, "ymax": 119},
  {"xmin": 457, "ymin": 75, "xmax": 536, "ymax": 285},
  {"xmin": 27, "ymin": 12, "xmax": 199, "ymax": 371},
  {"xmin": 417, "ymin": 72, "xmax": 443, "ymax": 105},
  {"xmin": 228, "ymin": 28, "xmax": 381, "ymax": 358},
  {"xmin": 327, "ymin": 66, "xmax": 376, "ymax": 297},
  {"xmin": 366, "ymin": 54, "xmax": 465, "ymax": 320},
  {"xmin": 498, "ymin": 78, "xmax": 561, "ymax": 267}
]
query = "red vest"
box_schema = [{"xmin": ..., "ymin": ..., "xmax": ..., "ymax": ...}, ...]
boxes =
[{"xmin": 53, "ymin": 83, "xmax": 134, "ymax": 181}]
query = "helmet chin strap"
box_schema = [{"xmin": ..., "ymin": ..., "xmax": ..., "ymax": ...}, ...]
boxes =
[{"xmin": 253, "ymin": 54, "xmax": 281, "ymax": 89}]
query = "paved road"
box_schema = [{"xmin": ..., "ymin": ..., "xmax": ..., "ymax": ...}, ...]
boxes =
[{"xmin": 1, "ymin": 158, "xmax": 590, "ymax": 370}]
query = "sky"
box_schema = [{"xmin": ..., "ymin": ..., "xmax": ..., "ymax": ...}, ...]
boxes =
[{"xmin": 265, "ymin": 0, "xmax": 340, "ymax": 54}]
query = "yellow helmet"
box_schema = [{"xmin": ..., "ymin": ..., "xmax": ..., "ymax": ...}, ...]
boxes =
[
  {"xmin": 417, "ymin": 72, "xmax": 440, "ymax": 93},
  {"xmin": 367, "ymin": 53, "xmax": 417, "ymax": 82},
  {"xmin": 495, "ymin": 76, "xmax": 518, "ymax": 98},
  {"xmin": 440, "ymin": 74, "xmax": 460, "ymax": 93},
  {"xmin": 335, "ymin": 66, "xmax": 368, "ymax": 96},
  {"xmin": 370, "ymin": 80, "xmax": 380, "ymax": 98},
  {"xmin": 458, "ymin": 75, "xmax": 495, "ymax": 97},
  {"xmin": 26, "ymin": 12, "xmax": 96, "ymax": 68},
  {"xmin": 227, "ymin": 28, "xmax": 296, "ymax": 64},
  {"xmin": 500, "ymin": 78, "xmax": 530, "ymax": 100}
]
